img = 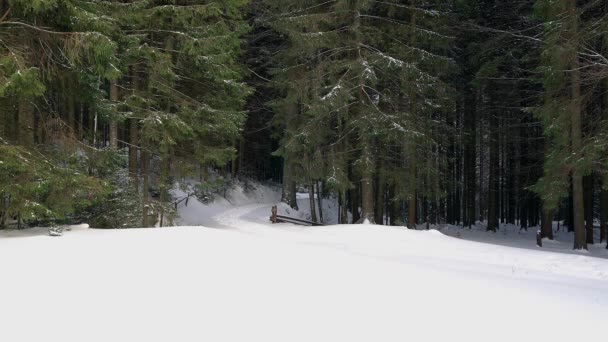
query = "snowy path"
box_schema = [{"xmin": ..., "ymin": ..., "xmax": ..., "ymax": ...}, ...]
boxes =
[
  {"xmin": 213, "ymin": 203, "xmax": 270, "ymax": 230},
  {"xmin": 1, "ymin": 190, "xmax": 608, "ymax": 342}
]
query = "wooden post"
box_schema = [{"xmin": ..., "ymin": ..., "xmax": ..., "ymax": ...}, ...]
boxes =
[{"xmin": 271, "ymin": 205, "xmax": 278, "ymax": 224}]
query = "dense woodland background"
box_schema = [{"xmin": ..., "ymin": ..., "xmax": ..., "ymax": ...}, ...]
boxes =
[{"xmin": 1, "ymin": 0, "xmax": 608, "ymax": 250}]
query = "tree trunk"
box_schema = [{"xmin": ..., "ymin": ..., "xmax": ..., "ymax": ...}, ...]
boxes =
[
  {"xmin": 388, "ymin": 185, "xmax": 400, "ymax": 225},
  {"xmin": 602, "ymin": 181, "xmax": 608, "ymax": 244},
  {"xmin": 281, "ymin": 158, "xmax": 298, "ymax": 210},
  {"xmin": 583, "ymin": 174, "xmax": 594, "ymax": 244},
  {"xmin": 463, "ymin": 85, "xmax": 476, "ymax": 228},
  {"xmin": 569, "ymin": 0, "xmax": 586, "ymax": 249},
  {"xmin": 129, "ymin": 66, "xmax": 140, "ymax": 191},
  {"xmin": 520, "ymin": 193, "xmax": 528, "ymax": 230},
  {"xmin": 129, "ymin": 118, "xmax": 139, "ymax": 190},
  {"xmin": 406, "ymin": 3, "xmax": 418, "ymax": 229},
  {"xmin": 309, "ymin": 181, "xmax": 317, "ymax": 223},
  {"xmin": 316, "ymin": 181, "xmax": 323, "ymax": 224},
  {"xmin": 359, "ymin": 145, "xmax": 375, "ymax": 224},
  {"xmin": 603, "ymin": 30, "xmax": 608, "ymax": 245},
  {"xmin": 566, "ymin": 185, "xmax": 574, "ymax": 231},
  {"xmin": 159, "ymin": 155, "xmax": 170, "ymax": 227},
  {"xmin": 513, "ymin": 118, "xmax": 521, "ymax": 227},
  {"xmin": 374, "ymin": 160, "xmax": 385, "ymax": 224},
  {"xmin": 109, "ymin": 80, "xmax": 119, "ymax": 149},
  {"xmin": 350, "ymin": 178, "xmax": 360, "ymax": 223},
  {"xmin": 142, "ymin": 149, "xmax": 150, "ymax": 227},
  {"xmin": 541, "ymin": 202, "xmax": 554, "ymax": 240},
  {"xmin": 487, "ymin": 111, "xmax": 499, "ymax": 232}
]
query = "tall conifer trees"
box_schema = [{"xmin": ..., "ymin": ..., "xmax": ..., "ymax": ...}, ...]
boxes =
[
  {"xmin": 0, "ymin": 0, "xmax": 250, "ymax": 228},
  {"xmin": 2, "ymin": 0, "xmax": 608, "ymax": 250},
  {"xmin": 266, "ymin": 0, "xmax": 453, "ymax": 224}
]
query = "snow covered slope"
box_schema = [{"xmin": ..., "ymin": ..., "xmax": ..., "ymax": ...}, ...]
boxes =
[{"xmin": 1, "ymin": 202, "xmax": 607, "ymax": 342}]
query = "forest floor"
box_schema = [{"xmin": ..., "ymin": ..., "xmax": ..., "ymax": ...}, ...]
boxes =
[{"xmin": 1, "ymin": 182, "xmax": 607, "ymax": 342}]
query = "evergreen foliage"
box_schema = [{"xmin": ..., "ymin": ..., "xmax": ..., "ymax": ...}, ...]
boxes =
[{"xmin": 1, "ymin": 0, "xmax": 607, "ymax": 249}]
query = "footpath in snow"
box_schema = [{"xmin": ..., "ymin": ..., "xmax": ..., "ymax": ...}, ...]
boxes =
[{"xmin": 1, "ymin": 182, "xmax": 607, "ymax": 342}]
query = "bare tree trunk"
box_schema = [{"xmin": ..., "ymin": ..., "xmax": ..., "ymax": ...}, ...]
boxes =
[
  {"xmin": 316, "ymin": 181, "xmax": 323, "ymax": 224},
  {"xmin": 350, "ymin": 178, "xmax": 360, "ymax": 223},
  {"xmin": 570, "ymin": 0, "xmax": 586, "ymax": 249},
  {"xmin": 340, "ymin": 190, "xmax": 348, "ymax": 224},
  {"xmin": 388, "ymin": 184, "xmax": 400, "ymax": 225},
  {"xmin": 541, "ymin": 202, "xmax": 554, "ymax": 240},
  {"xmin": 129, "ymin": 66, "xmax": 140, "ymax": 191},
  {"xmin": 584, "ymin": 174, "xmax": 594, "ymax": 244},
  {"xmin": 129, "ymin": 118, "xmax": 139, "ymax": 189},
  {"xmin": 463, "ymin": 85, "xmax": 476, "ymax": 228},
  {"xmin": 487, "ymin": 111, "xmax": 499, "ymax": 232},
  {"xmin": 406, "ymin": 3, "xmax": 418, "ymax": 229},
  {"xmin": 602, "ymin": 182, "xmax": 608, "ymax": 244},
  {"xmin": 109, "ymin": 80, "xmax": 119, "ymax": 149},
  {"xmin": 159, "ymin": 155, "xmax": 170, "ymax": 227},
  {"xmin": 359, "ymin": 145, "xmax": 375, "ymax": 224},
  {"xmin": 514, "ymin": 119, "xmax": 521, "ymax": 227},
  {"xmin": 281, "ymin": 158, "xmax": 298, "ymax": 210},
  {"xmin": 309, "ymin": 181, "xmax": 317, "ymax": 223},
  {"xmin": 374, "ymin": 160, "xmax": 385, "ymax": 224},
  {"xmin": 142, "ymin": 149, "xmax": 150, "ymax": 227}
]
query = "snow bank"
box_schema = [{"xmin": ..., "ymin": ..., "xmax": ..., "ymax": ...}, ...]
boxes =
[
  {"xmin": 2, "ymin": 183, "xmax": 607, "ymax": 342},
  {"xmin": 1, "ymin": 221, "xmax": 606, "ymax": 342}
]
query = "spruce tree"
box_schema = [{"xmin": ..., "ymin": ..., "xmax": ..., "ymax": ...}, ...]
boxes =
[
  {"xmin": 266, "ymin": 0, "xmax": 453, "ymax": 225},
  {"xmin": 535, "ymin": 0, "xmax": 592, "ymax": 249}
]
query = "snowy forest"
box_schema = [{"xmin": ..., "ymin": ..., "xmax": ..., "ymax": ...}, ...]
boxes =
[
  {"xmin": 1, "ymin": 1, "xmax": 608, "ymax": 341},
  {"xmin": 2, "ymin": 0, "xmax": 608, "ymax": 249}
]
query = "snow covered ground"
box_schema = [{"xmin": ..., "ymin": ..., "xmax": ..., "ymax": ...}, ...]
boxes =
[{"xmin": 1, "ymin": 183, "xmax": 607, "ymax": 342}]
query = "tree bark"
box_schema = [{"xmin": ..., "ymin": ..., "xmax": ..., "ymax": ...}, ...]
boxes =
[
  {"xmin": 463, "ymin": 84, "xmax": 476, "ymax": 228},
  {"xmin": 600, "ymin": 187, "xmax": 608, "ymax": 243},
  {"xmin": 374, "ymin": 159, "xmax": 385, "ymax": 224},
  {"xmin": 142, "ymin": 149, "xmax": 150, "ymax": 227},
  {"xmin": 340, "ymin": 190, "xmax": 348, "ymax": 224},
  {"xmin": 316, "ymin": 181, "xmax": 323, "ymax": 224},
  {"xmin": 129, "ymin": 66, "xmax": 140, "ymax": 191},
  {"xmin": 309, "ymin": 181, "xmax": 317, "ymax": 223},
  {"xmin": 388, "ymin": 185, "xmax": 400, "ymax": 225},
  {"xmin": 602, "ymin": 56, "xmax": 608, "ymax": 244},
  {"xmin": 159, "ymin": 155, "xmax": 170, "ymax": 227},
  {"xmin": 487, "ymin": 110, "xmax": 499, "ymax": 232},
  {"xmin": 109, "ymin": 80, "xmax": 119, "ymax": 149},
  {"xmin": 541, "ymin": 202, "xmax": 554, "ymax": 240},
  {"xmin": 350, "ymin": 177, "xmax": 360, "ymax": 223},
  {"xmin": 569, "ymin": 0, "xmax": 586, "ymax": 249},
  {"xmin": 358, "ymin": 145, "xmax": 375, "ymax": 224},
  {"xmin": 129, "ymin": 118, "xmax": 139, "ymax": 190},
  {"xmin": 406, "ymin": 2, "xmax": 418, "ymax": 229},
  {"xmin": 583, "ymin": 174, "xmax": 594, "ymax": 244},
  {"xmin": 281, "ymin": 158, "xmax": 298, "ymax": 210}
]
